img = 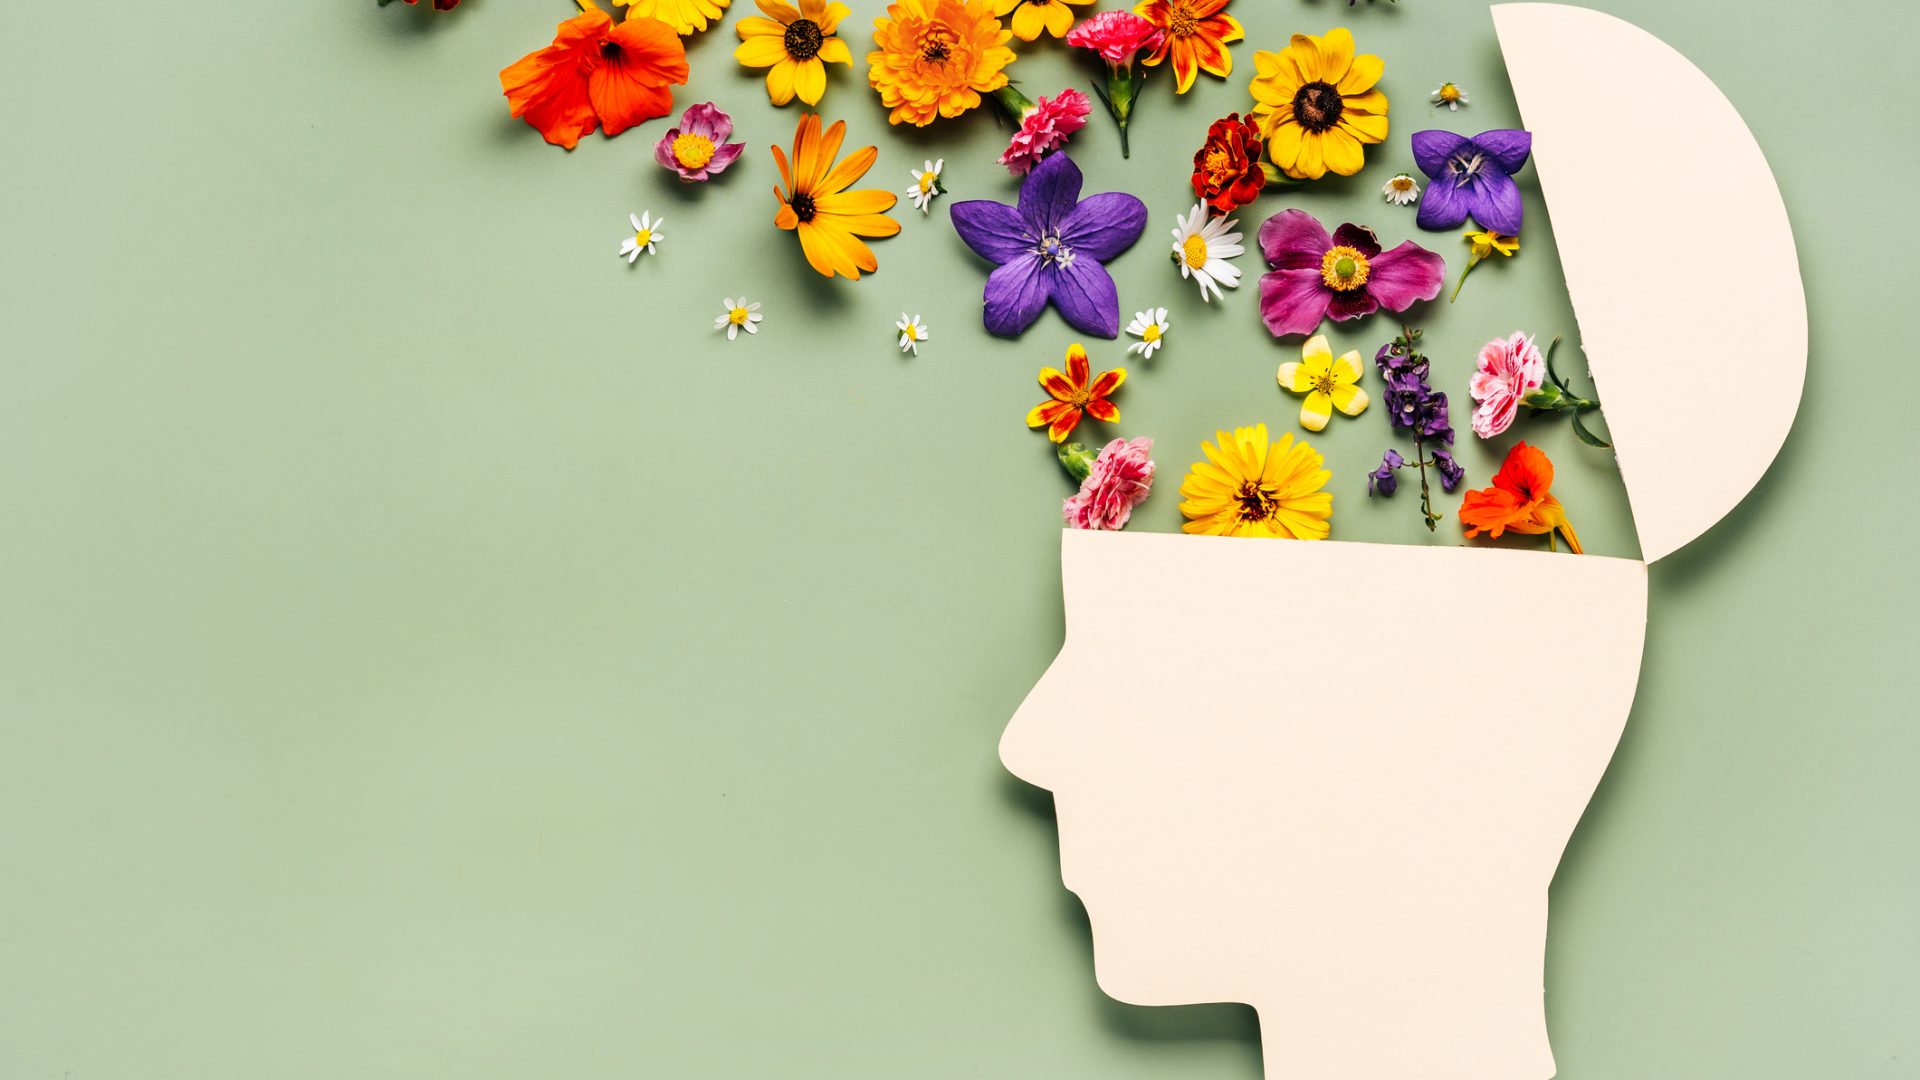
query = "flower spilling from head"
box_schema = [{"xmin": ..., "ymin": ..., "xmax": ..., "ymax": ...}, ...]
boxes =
[
  {"xmin": 1277, "ymin": 334, "xmax": 1369, "ymax": 432},
  {"xmin": 619, "ymin": 0, "xmax": 729, "ymax": 35},
  {"xmin": 896, "ymin": 313, "xmax": 930, "ymax": 354},
  {"xmin": 1382, "ymin": 173, "xmax": 1419, "ymax": 206},
  {"xmin": 735, "ymin": 0, "xmax": 853, "ymax": 106},
  {"xmin": 950, "ymin": 152, "xmax": 1147, "ymax": 338},
  {"xmin": 1459, "ymin": 442, "xmax": 1583, "ymax": 553},
  {"xmin": 1065, "ymin": 10, "xmax": 1164, "ymax": 156},
  {"xmin": 1179, "ymin": 424, "xmax": 1331, "ymax": 539},
  {"xmin": 1133, "ymin": 0, "xmax": 1243, "ymax": 95},
  {"xmin": 1368, "ymin": 327, "xmax": 1463, "ymax": 530},
  {"xmin": 993, "ymin": 87, "xmax": 1092, "ymax": 176},
  {"xmin": 1248, "ymin": 28, "xmax": 1388, "ymax": 180},
  {"xmin": 1060, "ymin": 436, "xmax": 1156, "ymax": 530},
  {"xmin": 619, "ymin": 211, "xmax": 664, "ymax": 262},
  {"xmin": 1452, "ymin": 228, "xmax": 1519, "ymax": 302},
  {"xmin": 1257, "ymin": 210, "xmax": 1445, "ymax": 338},
  {"xmin": 772, "ymin": 113, "xmax": 901, "ymax": 279},
  {"xmin": 1028, "ymin": 343, "xmax": 1124, "ymax": 442},
  {"xmin": 653, "ymin": 103, "xmax": 745, "ymax": 182},
  {"xmin": 1170, "ymin": 204, "xmax": 1243, "ymax": 303},
  {"xmin": 1431, "ymin": 81, "xmax": 1468, "ymax": 111},
  {"xmin": 715, "ymin": 296, "xmax": 763, "ymax": 339},
  {"xmin": 867, "ymin": 0, "xmax": 1016, "ymax": 127},
  {"xmin": 1126, "ymin": 307, "xmax": 1169, "ymax": 358},
  {"xmin": 1413, "ymin": 128, "xmax": 1532, "ymax": 235},
  {"xmin": 906, "ymin": 158, "xmax": 946, "ymax": 213},
  {"xmin": 1468, "ymin": 331, "xmax": 1545, "ymax": 438},
  {"xmin": 993, "ymin": 0, "xmax": 1092, "ymax": 41},
  {"xmin": 1191, "ymin": 113, "xmax": 1265, "ymax": 216},
  {"xmin": 499, "ymin": 8, "xmax": 690, "ymax": 150}
]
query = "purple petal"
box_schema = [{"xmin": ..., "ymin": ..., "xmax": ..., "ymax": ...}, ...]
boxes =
[
  {"xmin": 1415, "ymin": 175, "xmax": 1471, "ymax": 231},
  {"xmin": 704, "ymin": 141, "xmax": 745, "ymax": 176},
  {"xmin": 1327, "ymin": 288, "xmax": 1379, "ymax": 322},
  {"xmin": 1258, "ymin": 268, "xmax": 1333, "ymax": 338},
  {"xmin": 1468, "ymin": 129, "xmax": 1531, "ymax": 175},
  {"xmin": 1366, "ymin": 241, "xmax": 1448, "ymax": 311},
  {"xmin": 1048, "ymin": 258, "xmax": 1121, "ymax": 338},
  {"xmin": 1463, "ymin": 168, "xmax": 1525, "ymax": 236},
  {"xmin": 1060, "ymin": 191, "xmax": 1147, "ymax": 263},
  {"xmin": 951, "ymin": 199, "xmax": 1036, "ymax": 265},
  {"xmin": 983, "ymin": 255, "xmax": 1050, "ymax": 337},
  {"xmin": 1017, "ymin": 150, "xmax": 1085, "ymax": 235},
  {"xmin": 1411, "ymin": 129, "xmax": 1471, "ymax": 178},
  {"xmin": 1330, "ymin": 223, "xmax": 1382, "ymax": 259},
  {"xmin": 1258, "ymin": 209, "xmax": 1332, "ymax": 270}
]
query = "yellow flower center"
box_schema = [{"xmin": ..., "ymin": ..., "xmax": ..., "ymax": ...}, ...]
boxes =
[
  {"xmin": 1320, "ymin": 246, "xmax": 1371, "ymax": 291},
  {"xmin": 1312, "ymin": 370, "xmax": 1338, "ymax": 395},
  {"xmin": 1142, "ymin": 324, "xmax": 1161, "ymax": 343},
  {"xmin": 919, "ymin": 173, "xmax": 935, "ymax": 194},
  {"xmin": 729, "ymin": 307, "xmax": 750, "ymax": 326},
  {"xmin": 1182, "ymin": 233, "xmax": 1210, "ymax": 270},
  {"xmin": 1203, "ymin": 147, "xmax": 1231, "ymax": 178},
  {"xmin": 1438, "ymin": 83, "xmax": 1462, "ymax": 102},
  {"xmin": 634, "ymin": 228, "xmax": 652, "ymax": 247},
  {"xmin": 1389, "ymin": 176, "xmax": 1415, "ymax": 192},
  {"xmin": 672, "ymin": 133, "xmax": 716, "ymax": 170},
  {"xmin": 1167, "ymin": 2, "xmax": 1199, "ymax": 36}
]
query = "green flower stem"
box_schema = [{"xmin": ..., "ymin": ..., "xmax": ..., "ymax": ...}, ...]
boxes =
[
  {"xmin": 1449, "ymin": 254, "xmax": 1482, "ymax": 303},
  {"xmin": 990, "ymin": 84, "xmax": 1036, "ymax": 124}
]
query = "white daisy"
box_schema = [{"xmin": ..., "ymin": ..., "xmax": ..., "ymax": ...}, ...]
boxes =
[
  {"xmin": 906, "ymin": 159, "xmax": 945, "ymax": 214},
  {"xmin": 1169, "ymin": 204, "xmax": 1244, "ymax": 304},
  {"xmin": 895, "ymin": 313, "xmax": 929, "ymax": 355},
  {"xmin": 1431, "ymin": 82, "xmax": 1469, "ymax": 111},
  {"xmin": 619, "ymin": 211, "xmax": 663, "ymax": 263},
  {"xmin": 1125, "ymin": 308, "xmax": 1170, "ymax": 359},
  {"xmin": 1382, "ymin": 173, "xmax": 1421, "ymax": 206},
  {"xmin": 714, "ymin": 297, "xmax": 762, "ymax": 341}
]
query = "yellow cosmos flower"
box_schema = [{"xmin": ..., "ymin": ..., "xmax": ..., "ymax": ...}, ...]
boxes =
[
  {"xmin": 617, "ymin": 0, "xmax": 729, "ymax": 35},
  {"xmin": 736, "ymin": 0, "xmax": 853, "ymax": 107},
  {"xmin": 867, "ymin": 0, "xmax": 1017, "ymax": 127},
  {"xmin": 772, "ymin": 113, "xmax": 902, "ymax": 279},
  {"xmin": 1276, "ymin": 334, "xmax": 1369, "ymax": 432},
  {"xmin": 992, "ymin": 0, "xmax": 1091, "ymax": 42},
  {"xmin": 1179, "ymin": 423, "xmax": 1332, "ymax": 539},
  {"xmin": 1248, "ymin": 27, "xmax": 1388, "ymax": 180}
]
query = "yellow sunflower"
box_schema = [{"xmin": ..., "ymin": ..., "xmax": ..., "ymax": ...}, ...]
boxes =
[
  {"xmin": 1179, "ymin": 424, "xmax": 1333, "ymax": 539},
  {"xmin": 772, "ymin": 113, "xmax": 902, "ymax": 279},
  {"xmin": 867, "ymin": 0, "xmax": 1017, "ymax": 127},
  {"xmin": 1248, "ymin": 27, "xmax": 1388, "ymax": 180},
  {"xmin": 736, "ymin": 0, "xmax": 853, "ymax": 106},
  {"xmin": 991, "ymin": 0, "xmax": 1091, "ymax": 42},
  {"xmin": 616, "ymin": 0, "xmax": 729, "ymax": 35}
]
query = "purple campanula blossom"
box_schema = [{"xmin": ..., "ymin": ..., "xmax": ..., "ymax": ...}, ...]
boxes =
[{"xmin": 1411, "ymin": 129, "xmax": 1532, "ymax": 236}]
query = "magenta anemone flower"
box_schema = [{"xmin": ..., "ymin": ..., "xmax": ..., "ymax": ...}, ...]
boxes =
[
  {"xmin": 950, "ymin": 152, "xmax": 1148, "ymax": 339},
  {"xmin": 1411, "ymin": 129, "xmax": 1532, "ymax": 235},
  {"xmin": 1256, "ymin": 209, "xmax": 1446, "ymax": 339},
  {"xmin": 653, "ymin": 102, "xmax": 745, "ymax": 183}
]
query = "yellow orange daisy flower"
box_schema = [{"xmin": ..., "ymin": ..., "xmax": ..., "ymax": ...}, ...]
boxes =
[
  {"xmin": 1027, "ymin": 344, "xmax": 1124, "ymax": 443},
  {"xmin": 735, "ymin": 0, "xmax": 853, "ymax": 107},
  {"xmin": 616, "ymin": 0, "xmax": 729, "ymax": 36},
  {"xmin": 772, "ymin": 113, "xmax": 902, "ymax": 279},
  {"xmin": 1179, "ymin": 424, "xmax": 1332, "ymax": 539},
  {"xmin": 1132, "ymin": 0, "xmax": 1243, "ymax": 95},
  {"xmin": 1248, "ymin": 27, "xmax": 1388, "ymax": 180},
  {"xmin": 992, "ymin": 0, "xmax": 1092, "ymax": 42},
  {"xmin": 867, "ymin": 0, "xmax": 1017, "ymax": 127}
]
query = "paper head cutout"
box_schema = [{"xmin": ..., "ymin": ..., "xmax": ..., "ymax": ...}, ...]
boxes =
[{"xmin": 1002, "ymin": 6, "xmax": 1808, "ymax": 1078}]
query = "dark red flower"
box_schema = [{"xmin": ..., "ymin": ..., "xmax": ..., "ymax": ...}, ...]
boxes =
[{"xmin": 1191, "ymin": 112, "xmax": 1266, "ymax": 216}]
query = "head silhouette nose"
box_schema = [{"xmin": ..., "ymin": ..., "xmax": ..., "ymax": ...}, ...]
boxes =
[{"xmin": 1000, "ymin": 653, "xmax": 1077, "ymax": 792}]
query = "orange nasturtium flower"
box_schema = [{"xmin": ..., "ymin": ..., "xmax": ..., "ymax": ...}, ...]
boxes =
[
  {"xmin": 1132, "ymin": 0, "xmax": 1243, "ymax": 95},
  {"xmin": 1458, "ymin": 441, "xmax": 1584, "ymax": 553},
  {"xmin": 772, "ymin": 113, "xmax": 902, "ymax": 279},
  {"xmin": 1028, "ymin": 344, "xmax": 1124, "ymax": 443},
  {"xmin": 499, "ymin": 6, "xmax": 689, "ymax": 150}
]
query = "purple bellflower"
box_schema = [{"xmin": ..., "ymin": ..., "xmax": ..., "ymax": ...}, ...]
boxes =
[{"xmin": 1411, "ymin": 129, "xmax": 1532, "ymax": 236}]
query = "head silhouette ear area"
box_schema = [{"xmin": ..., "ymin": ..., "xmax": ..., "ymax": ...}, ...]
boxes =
[{"xmin": 1494, "ymin": 2, "xmax": 1807, "ymax": 563}]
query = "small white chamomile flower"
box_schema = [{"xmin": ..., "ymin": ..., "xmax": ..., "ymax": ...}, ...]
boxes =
[
  {"xmin": 619, "ymin": 211, "xmax": 663, "ymax": 263},
  {"xmin": 1382, "ymin": 173, "xmax": 1421, "ymax": 206},
  {"xmin": 907, "ymin": 159, "xmax": 945, "ymax": 214},
  {"xmin": 896, "ymin": 313, "xmax": 929, "ymax": 355},
  {"xmin": 1125, "ymin": 308, "xmax": 1170, "ymax": 359},
  {"xmin": 1170, "ymin": 204, "xmax": 1244, "ymax": 304},
  {"xmin": 715, "ymin": 297, "xmax": 762, "ymax": 341},
  {"xmin": 1431, "ymin": 82, "xmax": 1469, "ymax": 111}
]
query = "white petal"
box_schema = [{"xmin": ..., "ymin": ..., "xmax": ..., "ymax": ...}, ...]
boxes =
[
  {"xmin": 743, "ymin": 321, "xmax": 757, "ymax": 334},
  {"xmin": 630, "ymin": 213, "xmax": 643, "ymax": 230}
]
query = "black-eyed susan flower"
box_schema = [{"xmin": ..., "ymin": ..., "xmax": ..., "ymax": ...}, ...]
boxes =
[
  {"xmin": 735, "ymin": 0, "xmax": 853, "ymax": 107},
  {"xmin": 1247, "ymin": 27, "xmax": 1388, "ymax": 180}
]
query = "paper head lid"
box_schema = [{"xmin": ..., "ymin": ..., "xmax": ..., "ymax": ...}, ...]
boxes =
[{"xmin": 1492, "ymin": 3, "xmax": 1807, "ymax": 564}]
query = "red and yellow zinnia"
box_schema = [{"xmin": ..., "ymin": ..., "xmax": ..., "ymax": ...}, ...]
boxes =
[
  {"xmin": 1132, "ymin": 0, "xmax": 1242, "ymax": 95},
  {"xmin": 499, "ymin": 6, "xmax": 689, "ymax": 150}
]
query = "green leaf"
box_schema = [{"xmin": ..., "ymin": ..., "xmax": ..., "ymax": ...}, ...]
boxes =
[
  {"xmin": 1570, "ymin": 411, "xmax": 1612, "ymax": 448},
  {"xmin": 1259, "ymin": 162, "xmax": 1288, "ymax": 186}
]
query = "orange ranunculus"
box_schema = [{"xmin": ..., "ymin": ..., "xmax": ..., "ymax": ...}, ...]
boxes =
[
  {"xmin": 500, "ymin": 7, "xmax": 690, "ymax": 150},
  {"xmin": 1028, "ymin": 344, "xmax": 1124, "ymax": 443},
  {"xmin": 1458, "ymin": 441, "xmax": 1583, "ymax": 554},
  {"xmin": 1132, "ymin": 0, "xmax": 1242, "ymax": 95},
  {"xmin": 772, "ymin": 113, "xmax": 901, "ymax": 279}
]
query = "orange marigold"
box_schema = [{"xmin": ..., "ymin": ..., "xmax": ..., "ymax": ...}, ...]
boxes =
[{"xmin": 867, "ymin": 0, "xmax": 1016, "ymax": 127}]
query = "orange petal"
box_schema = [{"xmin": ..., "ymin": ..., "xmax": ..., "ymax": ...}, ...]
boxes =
[
  {"xmin": 1065, "ymin": 344, "xmax": 1090, "ymax": 387},
  {"xmin": 1088, "ymin": 367, "xmax": 1126, "ymax": 398},
  {"xmin": 1048, "ymin": 406, "xmax": 1083, "ymax": 442},
  {"xmin": 1084, "ymin": 399, "xmax": 1119, "ymax": 423},
  {"xmin": 1026, "ymin": 399, "xmax": 1072, "ymax": 429},
  {"xmin": 1037, "ymin": 367, "xmax": 1075, "ymax": 400}
]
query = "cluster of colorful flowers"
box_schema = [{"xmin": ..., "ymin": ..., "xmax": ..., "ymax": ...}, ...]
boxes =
[{"xmin": 448, "ymin": 0, "xmax": 1612, "ymax": 550}]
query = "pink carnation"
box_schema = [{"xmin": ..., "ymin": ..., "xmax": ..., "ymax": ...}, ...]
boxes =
[
  {"xmin": 1469, "ymin": 331, "xmax": 1546, "ymax": 439},
  {"xmin": 1064, "ymin": 10, "xmax": 1165, "ymax": 67},
  {"xmin": 1064, "ymin": 437, "xmax": 1155, "ymax": 531},
  {"xmin": 999, "ymin": 89, "xmax": 1091, "ymax": 177}
]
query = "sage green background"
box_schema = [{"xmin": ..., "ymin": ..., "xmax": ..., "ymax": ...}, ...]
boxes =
[{"xmin": 2, "ymin": 0, "xmax": 1914, "ymax": 1076}]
